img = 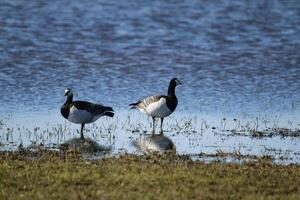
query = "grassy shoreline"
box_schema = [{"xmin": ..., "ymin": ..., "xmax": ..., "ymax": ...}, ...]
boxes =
[{"xmin": 0, "ymin": 151, "xmax": 300, "ymax": 200}]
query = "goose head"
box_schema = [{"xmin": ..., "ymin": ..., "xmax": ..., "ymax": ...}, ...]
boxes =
[
  {"xmin": 170, "ymin": 78, "xmax": 182, "ymax": 87},
  {"xmin": 64, "ymin": 88, "xmax": 73, "ymax": 97}
]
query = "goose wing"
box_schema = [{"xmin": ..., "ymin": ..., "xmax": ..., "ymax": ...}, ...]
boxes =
[
  {"xmin": 130, "ymin": 95, "xmax": 165, "ymax": 110},
  {"xmin": 73, "ymin": 101, "xmax": 113, "ymax": 116}
]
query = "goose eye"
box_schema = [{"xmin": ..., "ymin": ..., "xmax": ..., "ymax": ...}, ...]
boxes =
[{"xmin": 65, "ymin": 91, "xmax": 70, "ymax": 96}]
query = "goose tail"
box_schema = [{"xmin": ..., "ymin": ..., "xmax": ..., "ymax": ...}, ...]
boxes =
[
  {"xmin": 104, "ymin": 106, "xmax": 114, "ymax": 117},
  {"xmin": 129, "ymin": 102, "xmax": 140, "ymax": 109}
]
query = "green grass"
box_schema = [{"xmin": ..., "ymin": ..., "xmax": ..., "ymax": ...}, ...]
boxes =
[{"xmin": 0, "ymin": 151, "xmax": 299, "ymax": 200}]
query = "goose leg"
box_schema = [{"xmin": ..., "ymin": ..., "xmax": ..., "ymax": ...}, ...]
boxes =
[
  {"xmin": 160, "ymin": 118, "xmax": 164, "ymax": 134},
  {"xmin": 152, "ymin": 117, "xmax": 155, "ymax": 135},
  {"xmin": 80, "ymin": 124, "xmax": 85, "ymax": 140}
]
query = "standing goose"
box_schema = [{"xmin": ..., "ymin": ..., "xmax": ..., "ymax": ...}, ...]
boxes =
[
  {"xmin": 129, "ymin": 78, "xmax": 181, "ymax": 134},
  {"xmin": 61, "ymin": 88, "xmax": 114, "ymax": 139}
]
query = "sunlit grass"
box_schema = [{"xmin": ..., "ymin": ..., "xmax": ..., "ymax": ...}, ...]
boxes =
[{"xmin": 0, "ymin": 151, "xmax": 299, "ymax": 200}]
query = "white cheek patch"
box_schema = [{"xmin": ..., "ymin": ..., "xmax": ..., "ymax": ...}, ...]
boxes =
[
  {"xmin": 65, "ymin": 89, "xmax": 73, "ymax": 97},
  {"xmin": 144, "ymin": 98, "xmax": 173, "ymax": 118}
]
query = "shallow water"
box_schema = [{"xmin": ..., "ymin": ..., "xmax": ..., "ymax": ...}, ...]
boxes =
[
  {"xmin": 0, "ymin": 1, "xmax": 300, "ymax": 163},
  {"xmin": 1, "ymin": 110, "xmax": 300, "ymax": 164}
]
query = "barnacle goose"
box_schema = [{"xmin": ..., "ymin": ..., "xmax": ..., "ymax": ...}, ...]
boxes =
[{"xmin": 61, "ymin": 88, "xmax": 114, "ymax": 139}]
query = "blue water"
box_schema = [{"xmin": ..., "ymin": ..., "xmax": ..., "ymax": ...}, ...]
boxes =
[
  {"xmin": 0, "ymin": 0, "xmax": 300, "ymax": 163},
  {"xmin": 1, "ymin": 0, "xmax": 300, "ymax": 114}
]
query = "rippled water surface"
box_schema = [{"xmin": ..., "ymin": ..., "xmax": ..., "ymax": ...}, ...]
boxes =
[{"xmin": 1, "ymin": 0, "xmax": 300, "ymax": 163}]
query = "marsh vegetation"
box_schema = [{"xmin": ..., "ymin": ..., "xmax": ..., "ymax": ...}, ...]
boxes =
[
  {"xmin": 1, "ymin": 110, "xmax": 300, "ymax": 164},
  {"xmin": 1, "ymin": 151, "xmax": 300, "ymax": 200}
]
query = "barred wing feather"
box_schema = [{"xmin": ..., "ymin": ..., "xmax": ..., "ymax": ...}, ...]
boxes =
[{"xmin": 130, "ymin": 95, "xmax": 163, "ymax": 110}]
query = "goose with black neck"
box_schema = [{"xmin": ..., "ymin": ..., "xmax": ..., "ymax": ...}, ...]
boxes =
[
  {"xmin": 61, "ymin": 88, "xmax": 114, "ymax": 140},
  {"xmin": 129, "ymin": 78, "xmax": 181, "ymax": 134}
]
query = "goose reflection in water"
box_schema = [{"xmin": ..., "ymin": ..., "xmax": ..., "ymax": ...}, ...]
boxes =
[
  {"xmin": 133, "ymin": 132, "xmax": 176, "ymax": 154},
  {"xmin": 60, "ymin": 137, "xmax": 112, "ymax": 154}
]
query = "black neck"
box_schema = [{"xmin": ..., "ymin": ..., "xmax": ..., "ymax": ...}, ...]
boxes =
[
  {"xmin": 61, "ymin": 94, "xmax": 73, "ymax": 119},
  {"xmin": 66, "ymin": 95, "xmax": 73, "ymax": 104},
  {"xmin": 167, "ymin": 82, "xmax": 176, "ymax": 96}
]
